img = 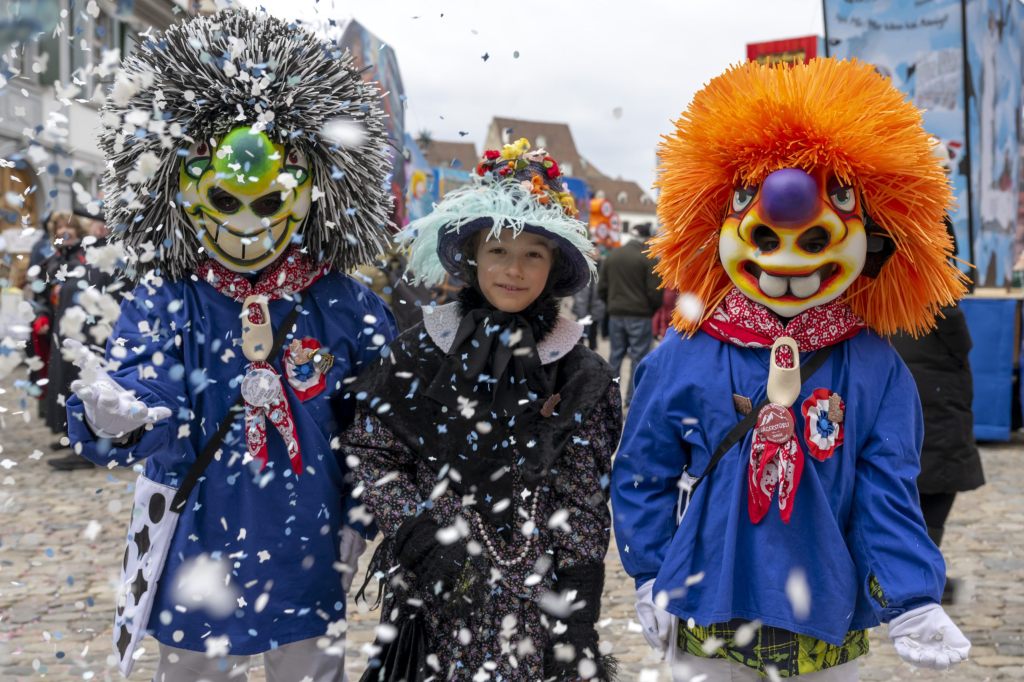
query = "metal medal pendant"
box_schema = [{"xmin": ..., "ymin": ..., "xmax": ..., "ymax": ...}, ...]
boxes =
[
  {"xmin": 241, "ymin": 368, "xmax": 282, "ymax": 408},
  {"xmin": 757, "ymin": 403, "xmax": 795, "ymax": 444}
]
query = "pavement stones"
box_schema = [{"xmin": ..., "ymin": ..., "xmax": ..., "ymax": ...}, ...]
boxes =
[{"xmin": 1, "ymin": 376, "xmax": 1021, "ymax": 681}]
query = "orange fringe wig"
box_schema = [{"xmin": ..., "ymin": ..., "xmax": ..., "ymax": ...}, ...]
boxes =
[{"xmin": 653, "ymin": 58, "xmax": 969, "ymax": 337}]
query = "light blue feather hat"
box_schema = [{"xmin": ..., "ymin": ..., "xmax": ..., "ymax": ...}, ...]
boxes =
[{"xmin": 399, "ymin": 138, "xmax": 596, "ymax": 297}]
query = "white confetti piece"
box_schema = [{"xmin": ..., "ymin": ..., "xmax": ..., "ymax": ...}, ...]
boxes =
[
  {"xmin": 677, "ymin": 292, "xmax": 705, "ymax": 322},
  {"xmin": 172, "ymin": 554, "xmax": 239, "ymax": 618},
  {"xmin": 322, "ymin": 119, "xmax": 367, "ymax": 148},
  {"xmin": 82, "ymin": 520, "xmax": 102, "ymax": 541},
  {"xmin": 786, "ymin": 567, "xmax": 811, "ymax": 619}
]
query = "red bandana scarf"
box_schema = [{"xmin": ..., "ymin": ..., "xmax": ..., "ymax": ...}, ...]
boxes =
[
  {"xmin": 701, "ymin": 288, "xmax": 864, "ymax": 523},
  {"xmin": 197, "ymin": 248, "xmax": 329, "ymax": 474}
]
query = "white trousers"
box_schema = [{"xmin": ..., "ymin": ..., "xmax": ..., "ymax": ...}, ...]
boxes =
[
  {"xmin": 154, "ymin": 636, "xmax": 347, "ymax": 682},
  {"xmin": 671, "ymin": 654, "xmax": 859, "ymax": 681}
]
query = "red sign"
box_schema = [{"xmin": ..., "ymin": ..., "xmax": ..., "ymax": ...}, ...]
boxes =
[{"xmin": 747, "ymin": 36, "xmax": 821, "ymax": 66}]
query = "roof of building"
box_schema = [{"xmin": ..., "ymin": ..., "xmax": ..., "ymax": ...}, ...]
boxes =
[
  {"xmin": 484, "ymin": 116, "xmax": 655, "ymax": 215},
  {"xmin": 587, "ymin": 176, "xmax": 656, "ymax": 215},
  {"xmin": 419, "ymin": 140, "xmax": 479, "ymax": 171}
]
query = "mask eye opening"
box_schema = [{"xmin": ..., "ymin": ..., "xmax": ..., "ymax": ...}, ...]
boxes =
[
  {"xmin": 797, "ymin": 226, "xmax": 831, "ymax": 254},
  {"xmin": 208, "ymin": 186, "xmax": 242, "ymax": 214},
  {"xmin": 250, "ymin": 191, "xmax": 285, "ymax": 218},
  {"xmin": 732, "ymin": 185, "xmax": 758, "ymax": 213},
  {"xmin": 752, "ymin": 225, "xmax": 780, "ymax": 253}
]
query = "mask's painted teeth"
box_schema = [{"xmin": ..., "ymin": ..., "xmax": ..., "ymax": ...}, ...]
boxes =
[
  {"xmin": 789, "ymin": 271, "xmax": 822, "ymax": 299},
  {"xmin": 758, "ymin": 271, "xmax": 788, "ymax": 297}
]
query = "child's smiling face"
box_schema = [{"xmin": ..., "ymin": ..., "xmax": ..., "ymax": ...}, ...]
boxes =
[{"xmin": 475, "ymin": 230, "xmax": 554, "ymax": 313}]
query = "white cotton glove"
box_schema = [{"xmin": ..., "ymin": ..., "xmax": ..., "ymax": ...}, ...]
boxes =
[
  {"xmin": 64, "ymin": 338, "xmax": 172, "ymax": 440},
  {"xmin": 635, "ymin": 578, "xmax": 673, "ymax": 657},
  {"xmin": 338, "ymin": 525, "xmax": 367, "ymax": 592},
  {"xmin": 888, "ymin": 603, "xmax": 970, "ymax": 670}
]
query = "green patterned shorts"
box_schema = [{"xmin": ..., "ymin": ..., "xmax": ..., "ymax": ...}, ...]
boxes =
[{"xmin": 678, "ymin": 619, "xmax": 869, "ymax": 678}]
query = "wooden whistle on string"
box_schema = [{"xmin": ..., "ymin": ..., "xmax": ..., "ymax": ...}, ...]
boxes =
[
  {"xmin": 241, "ymin": 295, "xmax": 274, "ymax": 362},
  {"xmin": 766, "ymin": 336, "xmax": 801, "ymax": 408}
]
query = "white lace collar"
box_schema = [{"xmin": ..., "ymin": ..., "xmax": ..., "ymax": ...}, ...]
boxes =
[{"xmin": 421, "ymin": 301, "xmax": 583, "ymax": 366}]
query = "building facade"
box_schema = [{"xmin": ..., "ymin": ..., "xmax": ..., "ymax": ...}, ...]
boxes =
[
  {"xmin": 483, "ymin": 116, "xmax": 658, "ymax": 233},
  {"xmin": 1, "ymin": 0, "xmax": 182, "ymax": 239}
]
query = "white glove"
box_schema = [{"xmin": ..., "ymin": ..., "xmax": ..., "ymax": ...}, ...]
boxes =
[
  {"xmin": 635, "ymin": 578, "xmax": 673, "ymax": 657},
  {"xmin": 64, "ymin": 338, "xmax": 172, "ymax": 440},
  {"xmin": 888, "ymin": 603, "xmax": 970, "ymax": 670},
  {"xmin": 338, "ymin": 525, "xmax": 367, "ymax": 592}
]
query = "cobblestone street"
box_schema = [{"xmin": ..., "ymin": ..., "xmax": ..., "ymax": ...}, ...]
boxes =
[{"xmin": 1, "ymin": 375, "xmax": 1022, "ymax": 681}]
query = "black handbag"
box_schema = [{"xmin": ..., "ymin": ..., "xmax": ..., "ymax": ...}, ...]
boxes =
[{"xmin": 359, "ymin": 610, "xmax": 430, "ymax": 682}]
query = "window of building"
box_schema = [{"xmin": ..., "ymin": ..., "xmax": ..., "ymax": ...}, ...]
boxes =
[
  {"xmin": 0, "ymin": 165, "xmax": 39, "ymax": 231},
  {"xmin": 617, "ymin": 190, "xmax": 629, "ymax": 204},
  {"xmin": 561, "ymin": 162, "xmax": 573, "ymax": 177},
  {"xmin": 535, "ymin": 135, "xmax": 547, "ymax": 148},
  {"xmin": 69, "ymin": 6, "xmax": 120, "ymax": 97},
  {"xmin": 120, "ymin": 23, "xmax": 140, "ymax": 60}
]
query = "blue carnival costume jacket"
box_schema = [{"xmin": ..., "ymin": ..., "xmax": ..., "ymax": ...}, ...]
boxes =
[
  {"xmin": 611, "ymin": 329, "xmax": 944, "ymax": 645},
  {"xmin": 66, "ymin": 273, "xmax": 395, "ymax": 654}
]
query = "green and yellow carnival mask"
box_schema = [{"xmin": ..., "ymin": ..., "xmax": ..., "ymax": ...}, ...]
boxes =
[
  {"xmin": 718, "ymin": 167, "xmax": 868, "ymax": 318},
  {"xmin": 179, "ymin": 126, "xmax": 312, "ymax": 273}
]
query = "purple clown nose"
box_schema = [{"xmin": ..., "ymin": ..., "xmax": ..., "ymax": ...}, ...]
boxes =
[{"xmin": 759, "ymin": 168, "xmax": 819, "ymax": 228}]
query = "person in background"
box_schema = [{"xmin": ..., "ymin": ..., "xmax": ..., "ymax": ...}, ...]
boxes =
[
  {"xmin": 890, "ymin": 139, "xmax": 985, "ymax": 603},
  {"xmin": 28, "ymin": 211, "xmax": 58, "ymax": 269},
  {"xmin": 651, "ymin": 287, "xmax": 678, "ymax": 342},
  {"xmin": 572, "ymin": 244, "xmax": 606, "ymax": 350},
  {"xmin": 31, "ymin": 211, "xmax": 85, "ymax": 450},
  {"xmin": 598, "ymin": 223, "xmax": 662, "ymax": 406},
  {"xmin": 25, "ymin": 212, "xmax": 59, "ymax": 422},
  {"xmin": 48, "ymin": 216, "xmax": 124, "ymax": 471}
]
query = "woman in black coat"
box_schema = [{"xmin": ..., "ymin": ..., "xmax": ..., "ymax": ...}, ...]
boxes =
[{"xmin": 892, "ymin": 305, "xmax": 985, "ymax": 544}]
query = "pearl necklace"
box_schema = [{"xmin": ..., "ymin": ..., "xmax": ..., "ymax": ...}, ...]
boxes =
[{"xmin": 470, "ymin": 492, "xmax": 541, "ymax": 568}]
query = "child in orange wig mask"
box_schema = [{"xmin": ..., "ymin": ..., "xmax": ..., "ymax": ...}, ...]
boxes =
[{"xmin": 612, "ymin": 58, "xmax": 970, "ymax": 680}]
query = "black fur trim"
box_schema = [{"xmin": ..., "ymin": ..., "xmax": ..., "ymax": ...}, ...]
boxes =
[
  {"xmin": 555, "ymin": 562, "xmax": 605, "ymax": 624},
  {"xmin": 456, "ymin": 284, "xmax": 561, "ymax": 343}
]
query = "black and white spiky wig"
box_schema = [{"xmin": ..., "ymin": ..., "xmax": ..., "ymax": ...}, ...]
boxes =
[{"xmin": 99, "ymin": 7, "xmax": 394, "ymax": 279}]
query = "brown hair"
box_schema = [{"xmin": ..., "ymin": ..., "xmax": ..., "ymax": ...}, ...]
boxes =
[{"xmin": 47, "ymin": 211, "xmax": 84, "ymax": 238}]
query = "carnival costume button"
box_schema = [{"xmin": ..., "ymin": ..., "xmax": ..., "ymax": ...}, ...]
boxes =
[
  {"xmin": 241, "ymin": 368, "xmax": 282, "ymax": 407},
  {"xmin": 757, "ymin": 403, "xmax": 795, "ymax": 444}
]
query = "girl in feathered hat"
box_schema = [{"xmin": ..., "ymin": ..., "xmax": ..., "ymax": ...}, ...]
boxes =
[
  {"xmin": 342, "ymin": 139, "xmax": 621, "ymax": 680},
  {"xmin": 612, "ymin": 59, "xmax": 971, "ymax": 680}
]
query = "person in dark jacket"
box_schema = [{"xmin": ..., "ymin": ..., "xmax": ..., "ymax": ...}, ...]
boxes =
[
  {"xmin": 598, "ymin": 223, "xmax": 662, "ymax": 406},
  {"xmin": 572, "ymin": 246, "xmax": 606, "ymax": 350},
  {"xmin": 892, "ymin": 307, "xmax": 984, "ymax": 545},
  {"xmin": 48, "ymin": 223, "xmax": 127, "ymax": 470},
  {"xmin": 32, "ymin": 212, "xmax": 86, "ymax": 444}
]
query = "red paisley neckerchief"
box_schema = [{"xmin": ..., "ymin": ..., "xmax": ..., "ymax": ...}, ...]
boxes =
[
  {"xmin": 701, "ymin": 288, "xmax": 864, "ymax": 523},
  {"xmin": 197, "ymin": 248, "xmax": 329, "ymax": 474}
]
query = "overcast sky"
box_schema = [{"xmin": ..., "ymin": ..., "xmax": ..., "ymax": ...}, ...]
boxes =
[{"xmin": 239, "ymin": 0, "xmax": 825, "ymax": 194}]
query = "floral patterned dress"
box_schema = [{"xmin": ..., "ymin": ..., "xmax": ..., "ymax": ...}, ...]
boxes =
[{"xmin": 344, "ymin": 381, "xmax": 621, "ymax": 680}]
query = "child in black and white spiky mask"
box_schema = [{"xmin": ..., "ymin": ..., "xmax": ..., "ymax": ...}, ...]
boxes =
[{"xmin": 63, "ymin": 9, "xmax": 398, "ymax": 679}]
